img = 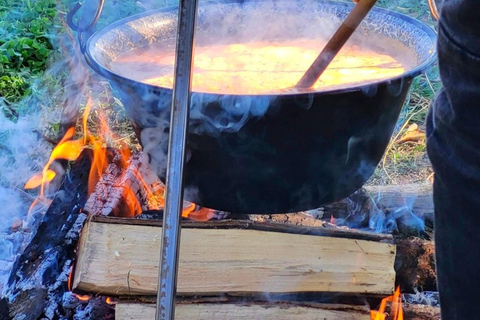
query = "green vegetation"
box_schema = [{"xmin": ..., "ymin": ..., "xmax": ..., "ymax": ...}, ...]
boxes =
[
  {"xmin": 0, "ymin": 0, "xmax": 58, "ymax": 108},
  {"xmin": 366, "ymin": 0, "xmax": 440, "ymax": 184}
]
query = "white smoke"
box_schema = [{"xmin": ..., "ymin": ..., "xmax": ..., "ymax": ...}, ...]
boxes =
[{"xmin": 0, "ymin": 112, "xmax": 52, "ymax": 292}]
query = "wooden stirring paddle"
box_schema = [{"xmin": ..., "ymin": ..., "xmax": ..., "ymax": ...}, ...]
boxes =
[{"xmin": 295, "ymin": 0, "xmax": 379, "ymax": 89}]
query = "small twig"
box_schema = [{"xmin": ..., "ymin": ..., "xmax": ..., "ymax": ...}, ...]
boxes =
[
  {"xmin": 424, "ymin": 73, "xmax": 437, "ymax": 95},
  {"xmin": 381, "ymin": 107, "xmax": 425, "ymax": 183}
]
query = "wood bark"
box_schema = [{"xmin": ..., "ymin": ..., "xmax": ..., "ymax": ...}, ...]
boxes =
[
  {"xmin": 115, "ymin": 302, "xmax": 371, "ymax": 320},
  {"xmin": 92, "ymin": 215, "xmax": 393, "ymax": 242},
  {"xmin": 403, "ymin": 303, "xmax": 441, "ymax": 320},
  {"xmin": 395, "ymin": 238, "xmax": 436, "ymax": 292},
  {"xmin": 72, "ymin": 218, "xmax": 396, "ymax": 296}
]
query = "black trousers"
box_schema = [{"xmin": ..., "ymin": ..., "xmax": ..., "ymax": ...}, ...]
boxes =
[{"xmin": 426, "ymin": 1, "xmax": 480, "ymax": 319}]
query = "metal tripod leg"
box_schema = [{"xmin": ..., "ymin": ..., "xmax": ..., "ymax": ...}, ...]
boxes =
[{"xmin": 155, "ymin": 0, "xmax": 198, "ymax": 319}]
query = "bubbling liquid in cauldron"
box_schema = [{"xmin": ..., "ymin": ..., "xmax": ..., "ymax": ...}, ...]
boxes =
[{"xmin": 110, "ymin": 39, "xmax": 414, "ymax": 94}]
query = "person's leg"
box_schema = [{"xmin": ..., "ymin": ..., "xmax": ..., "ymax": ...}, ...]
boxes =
[{"xmin": 426, "ymin": 1, "xmax": 480, "ymax": 319}]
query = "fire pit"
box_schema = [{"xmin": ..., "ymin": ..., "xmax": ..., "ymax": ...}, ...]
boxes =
[{"xmin": 84, "ymin": 0, "xmax": 436, "ymax": 214}]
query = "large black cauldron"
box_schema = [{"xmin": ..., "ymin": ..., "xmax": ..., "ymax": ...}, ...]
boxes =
[{"xmin": 85, "ymin": 0, "xmax": 436, "ymax": 214}]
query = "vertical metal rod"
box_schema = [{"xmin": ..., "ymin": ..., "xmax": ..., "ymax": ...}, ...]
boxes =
[{"xmin": 155, "ymin": 0, "xmax": 198, "ymax": 318}]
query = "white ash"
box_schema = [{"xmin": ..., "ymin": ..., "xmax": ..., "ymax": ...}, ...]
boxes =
[
  {"xmin": 65, "ymin": 213, "xmax": 87, "ymax": 245},
  {"xmin": 43, "ymin": 260, "xmax": 73, "ymax": 319},
  {"xmin": 62, "ymin": 292, "xmax": 83, "ymax": 310},
  {"xmin": 72, "ymin": 298, "xmax": 113, "ymax": 320},
  {"xmin": 11, "ymin": 252, "xmax": 59, "ymax": 293},
  {"xmin": 303, "ymin": 208, "xmax": 324, "ymax": 220},
  {"xmin": 0, "ymin": 113, "xmax": 56, "ymax": 299},
  {"xmin": 403, "ymin": 291, "xmax": 440, "ymax": 307}
]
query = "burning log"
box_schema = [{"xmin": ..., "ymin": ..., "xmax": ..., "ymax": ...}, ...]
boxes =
[
  {"xmin": 72, "ymin": 216, "xmax": 396, "ymax": 296},
  {"xmin": 115, "ymin": 301, "xmax": 371, "ymax": 320},
  {"xmin": 83, "ymin": 152, "xmax": 161, "ymax": 217},
  {"xmin": 0, "ymin": 151, "xmax": 114, "ymax": 320}
]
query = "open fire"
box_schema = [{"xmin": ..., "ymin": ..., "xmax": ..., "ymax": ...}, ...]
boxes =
[
  {"xmin": 21, "ymin": 95, "xmax": 407, "ymax": 319},
  {"xmin": 0, "ymin": 1, "xmax": 439, "ymax": 319},
  {"xmin": 24, "ymin": 98, "xmax": 213, "ymax": 221},
  {"xmin": 371, "ymin": 287, "xmax": 404, "ymax": 320}
]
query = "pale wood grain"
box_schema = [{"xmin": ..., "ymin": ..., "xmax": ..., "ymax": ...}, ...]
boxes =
[
  {"xmin": 73, "ymin": 220, "xmax": 396, "ymax": 296},
  {"xmin": 115, "ymin": 302, "xmax": 372, "ymax": 320}
]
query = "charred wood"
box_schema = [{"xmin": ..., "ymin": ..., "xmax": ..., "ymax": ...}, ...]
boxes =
[
  {"xmin": 83, "ymin": 152, "xmax": 160, "ymax": 217},
  {"xmin": 0, "ymin": 151, "xmax": 113, "ymax": 320}
]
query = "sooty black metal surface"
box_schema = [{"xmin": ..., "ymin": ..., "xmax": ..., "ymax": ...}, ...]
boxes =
[{"xmin": 85, "ymin": 0, "xmax": 437, "ymax": 214}]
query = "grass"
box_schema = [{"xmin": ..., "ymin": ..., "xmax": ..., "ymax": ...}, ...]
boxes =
[
  {"xmin": 0, "ymin": 0, "xmax": 59, "ymax": 115},
  {"xmin": 370, "ymin": 67, "xmax": 441, "ymax": 185},
  {"xmin": 366, "ymin": 0, "xmax": 441, "ymax": 185}
]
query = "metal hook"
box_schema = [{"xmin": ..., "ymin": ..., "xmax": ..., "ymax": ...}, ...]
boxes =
[
  {"xmin": 67, "ymin": 0, "xmax": 105, "ymax": 32},
  {"xmin": 67, "ymin": 0, "xmax": 105, "ymax": 52}
]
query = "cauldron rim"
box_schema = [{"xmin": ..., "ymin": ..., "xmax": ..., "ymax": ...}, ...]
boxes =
[{"xmin": 84, "ymin": 0, "xmax": 437, "ymax": 98}]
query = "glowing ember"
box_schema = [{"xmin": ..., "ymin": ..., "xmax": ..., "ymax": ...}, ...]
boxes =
[
  {"xmin": 111, "ymin": 39, "xmax": 412, "ymax": 94},
  {"xmin": 74, "ymin": 294, "xmax": 91, "ymax": 302},
  {"xmin": 371, "ymin": 286, "xmax": 404, "ymax": 320},
  {"xmin": 330, "ymin": 214, "xmax": 337, "ymax": 225}
]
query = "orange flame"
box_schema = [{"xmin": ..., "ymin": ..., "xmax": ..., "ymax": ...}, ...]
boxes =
[
  {"xmin": 26, "ymin": 97, "xmax": 216, "ymax": 220},
  {"xmin": 330, "ymin": 214, "xmax": 336, "ymax": 225},
  {"xmin": 67, "ymin": 267, "xmax": 73, "ymax": 291},
  {"xmin": 24, "ymin": 170, "xmax": 56, "ymax": 189},
  {"xmin": 74, "ymin": 294, "xmax": 91, "ymax": 302},
  {"xmin": 185, "ymin": 206, "xmax": 216, "ymax": 221},
  {"xmin": 24, "ymin": 127, "xmax": 84, "ymax": 197},
  {"xmin": 371, "ymin": 286, "xmax": 404, "ymax": 320},
  {"xmin": 83, "ymin": 99, "xmax": 109, "ymax": 196}
]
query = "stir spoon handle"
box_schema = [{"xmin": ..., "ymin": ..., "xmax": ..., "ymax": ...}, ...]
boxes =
[{"xmin": 296, "ymin": 0, "xmax": 378, "ymax": 89}]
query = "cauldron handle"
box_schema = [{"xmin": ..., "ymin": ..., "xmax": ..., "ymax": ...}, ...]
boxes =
[
  {"xmin": 295, "ymin": 0, "xmax": 378, "ymax": 89},
  {"xmin": 66, "ymin": 0, "xmax": 106, "ymax": 53}
]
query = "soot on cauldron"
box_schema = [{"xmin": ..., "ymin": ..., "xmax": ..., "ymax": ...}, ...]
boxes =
[{"xmin": 86, "ymin": 0, "xmax": 437, "ymax": 214}]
